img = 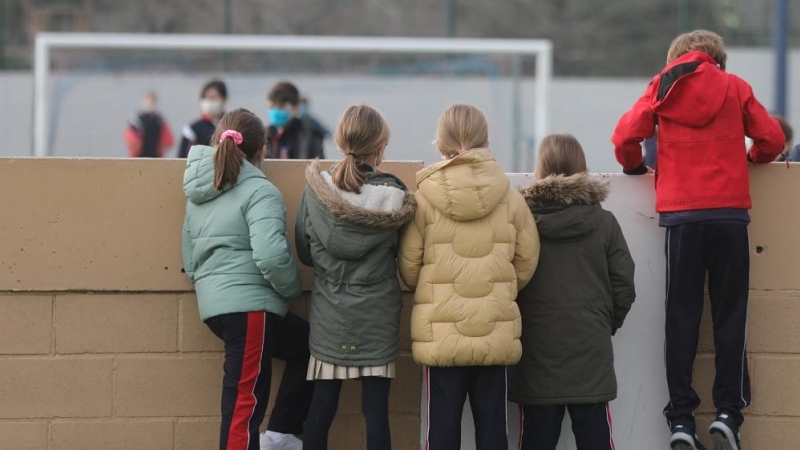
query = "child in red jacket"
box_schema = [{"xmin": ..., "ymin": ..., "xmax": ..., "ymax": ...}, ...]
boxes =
[{"xmin": 612, "ymin": 30, "xmax": 784, "ymax": 450}]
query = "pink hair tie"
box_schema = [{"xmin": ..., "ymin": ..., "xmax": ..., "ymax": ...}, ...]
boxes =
[{"xmin": 220, "ymin": 129, "xmax": 243, "ymax": 145}]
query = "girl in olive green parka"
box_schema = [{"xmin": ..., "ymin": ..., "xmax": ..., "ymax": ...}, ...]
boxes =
[
  {"xmin": 509, "ymin": 134, "xmax": 636, "ymax": 450},
  {"xmin": 296, "ymin": 105, "xmax": 416, "ymax": 450}
]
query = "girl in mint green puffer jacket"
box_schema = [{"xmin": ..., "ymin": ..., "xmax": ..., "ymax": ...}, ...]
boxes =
[{"xmin": 181, "ymin": 108, "xmax": 310, "ymax": 450}]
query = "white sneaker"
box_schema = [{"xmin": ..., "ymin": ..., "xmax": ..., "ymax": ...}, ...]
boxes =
[{"xmin": 260, "ymin": 431, "xmax": 303, "ymax": 450}]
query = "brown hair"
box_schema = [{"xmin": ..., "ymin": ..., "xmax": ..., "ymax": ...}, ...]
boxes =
[
  {"xmin": 535, "ymin": 133, "xmax": 588, "ymax": 178},
  {"xmin": 436, "ymin": 104, "xmax": 489, "ymax": 159},
  {"xmin": 772, "ymin": 113, "xmax": 793, "ymax": 143},
  {"xmin": 330, "ymin": 105, "xmax": 390, "ymax": 193},
  {"xmin": 210, "ymin": 108, "xmax": 266, "ymax": 191},
  {"xmin": 667, "ymin": 30, "xmax": 727, "ymax": 70},
  {"xmin": 268, "ymin": 81, "xmax": 300, "ymax": 106}
]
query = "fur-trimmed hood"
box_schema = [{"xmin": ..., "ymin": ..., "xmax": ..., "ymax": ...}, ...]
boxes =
[
  {"xmin": 519, "ymin": 173, "xmax": 609, "ymax": 209},
  {"xmin": 305, "ymin": 160, "xmax": 416, "ymax": 229},
  {"xmin": 519, "ymin": 173, "xmax": 610, "ymax": 241},
  {"xmin": 302, "ymin": 160, "xmax": 416, "ymax": 260}
]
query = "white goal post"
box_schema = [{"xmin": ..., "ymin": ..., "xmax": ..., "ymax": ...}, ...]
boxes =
[{"xmin": 34, "ymin": 32, "xmax": 552, "ymax": 164}]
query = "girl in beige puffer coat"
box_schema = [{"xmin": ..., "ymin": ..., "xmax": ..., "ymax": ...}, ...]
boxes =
[{"xmin": 399, "ymin": 104, "xmax": 540, "ymax": 450}]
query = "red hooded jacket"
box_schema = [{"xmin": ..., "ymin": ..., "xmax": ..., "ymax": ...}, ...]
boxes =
[{"xmin": 612, "ymin": 51, "xmax": 785, "ymax": 213}]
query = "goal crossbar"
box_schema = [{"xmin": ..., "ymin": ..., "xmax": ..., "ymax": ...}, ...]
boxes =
[{"xmin": 34, "ymin": 32, "xmax": 553, "ymax": 161}]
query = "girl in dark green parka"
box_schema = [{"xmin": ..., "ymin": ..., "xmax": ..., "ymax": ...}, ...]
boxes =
[
  {"xmin": 509, "ymin": 134, "xmax": 636, "ymax": 450},
  {"xmin": 296, "ymin": 105, "xmax": 416, "ymax": 450}
]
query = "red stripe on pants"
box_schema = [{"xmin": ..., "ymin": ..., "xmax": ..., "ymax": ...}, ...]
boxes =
[{"xmin": 227, "ymin": 312, "xmax": 265, "ymax": 450}]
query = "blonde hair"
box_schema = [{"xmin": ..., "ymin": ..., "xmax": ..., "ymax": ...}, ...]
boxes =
[
  {"xmin": 331, "ymin": 105, "xmax": 390, "ymax": 193},
  {"xmin": 534, "ymin": 133, "xmax": 588, "ymax": 179},
  {"xmin": 435, "ymin": 104, "xmax": 489, "ymax": 159},
  {"xmin": 667, "ymin": 29, "xmax": 727, "ymax": 70}
]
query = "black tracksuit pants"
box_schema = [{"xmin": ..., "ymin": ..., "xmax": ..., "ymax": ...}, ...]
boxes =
[
  {"xmin": 424, "ymin": 365, "xmax": 508, "ymax": 450},
  {"xmin": 206, "ymin": 311, "xmax": 314, "ymax": 450},
  {"xmin": 663, "ymin": 223, "xmax": 751, "ymax": 428},
  {"xmin": 518, "ymin": 403, "xmax": 616, "ymax": 450}
]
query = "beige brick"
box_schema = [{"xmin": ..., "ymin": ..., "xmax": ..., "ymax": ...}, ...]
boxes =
[
  {"xmin": 329, "ymin": 414, "xmax": 365, "ymax": 450},
  {"xmin": 692, "ymin": 354, "xmax": 716, "ymax": 414},
  {"xmin": 747, "ymin": 292, "xmax": 800, "ymax": 353},
  {"xmin": 0, "ymin": 295, "xmax": 52, "ymax": 354},
  {"xmin": 179, "ymin": 294, "xmax": 223, "ymax": 352},
  {"xmin": 752, "ymin": 355, "xmax": 800, "ymax": 415},
  {"xmin": 116, "ymin": 355, "xmax": 223, "ymax": 417},
  {"xmin": 391, "ymin": 413, "xmax": 422, "ymax": 450},
  {"xmin": 698, "ymin": 296, "xmax": 714, "ymax": 353},
  {"xmin": 176, "ymin": 419, "xmax": 220, "ymax": 450},
  {"xmin": 399, "ymin": 293, "xmax": 414, "ymax": 352},
  {"xmin": 0, "ymin": 358, "xmax": 112, "ymax": 418},
  {"xmin": 390, "ymin": 355, "xmax": 421, "ymax": 414},
  {"xmin": 55, "ymin": 294, "xmax": 177, "ymax": 354},
  {"xmin": 0, "ymin": 421, "xmax": 48, "ymax": 450},
  {"xmin": 51, "ymin": 420, "xmax": 173, "ymax": 450}
]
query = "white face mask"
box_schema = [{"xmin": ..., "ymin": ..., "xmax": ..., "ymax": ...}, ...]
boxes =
[
  {"xmin": 141, "ymin": 100, "xmax": 156, "ymax": 113},
  {"xmin": 200, "ymin": 99, "xmax": 223, "ymax": 117}
]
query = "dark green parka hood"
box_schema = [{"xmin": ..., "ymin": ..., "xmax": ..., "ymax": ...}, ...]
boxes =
[
  {"xmin": 296, "ymin": 160, "xmax": 416, "ymax": 366},
  {"xmin": 509, "ymin": 173, "xmax": 636, "ymax": 406}
]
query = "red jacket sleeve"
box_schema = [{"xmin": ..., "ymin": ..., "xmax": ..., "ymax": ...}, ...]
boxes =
[
  {"xmin": 158, "ymin": 120, "xmax": 175, "ymax": 157},
  {"xmin": 736, "ymin": 78, "xmax": 785, "ymax": 164},
  {"xmin": 124, "ymin": 125, "xmax": 142, "ymax": 158},
  {"xmin": 612, "ymin": 81, "xmax": 657, "ymax": 171}
]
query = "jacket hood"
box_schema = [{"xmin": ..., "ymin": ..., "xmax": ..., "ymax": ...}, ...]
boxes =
[
  {"xmin": 520, "ymin": 173, "xmax": 609, "ymax": 241},
  {"xmin": 416, "ymin": 148, "xmax": 509, "ymax": 222},
  {"xmin": 305, "ymin": 160, "xmax": 416, "ymax": 260},
  {"xmin": 183, "ymin": 145, "xmax": 266, "ymax": 204},
  {"xmin": 651, "ymin": 51, "xmax": 729, "ymax": 127}
]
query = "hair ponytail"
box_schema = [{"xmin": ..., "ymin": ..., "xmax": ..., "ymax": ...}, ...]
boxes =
[
  {"xmin": 331, "ymin": 153, "xmax": 367, "ymax": 193},
  {"xmin": 213, "ymin": 138, "xmax": 245, "ymax": 190},
  {"xmin": 209, "ymin": 108, "xmax": 266, "ymax": 191},
  {"xmin": 331, "ymin": 105, "xmax": 390, "ymax": 193}
]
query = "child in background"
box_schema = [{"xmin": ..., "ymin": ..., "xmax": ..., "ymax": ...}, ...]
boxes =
[
  {"xmin": 771, "ymin": 114, "xmax": 794, "ymax": 162},
  {"xmin": 124, "ymin": 90, "xmax": 174, "ymax": 158},
  {"xmin": 296, "ymin": 105, "xmax": 416, "ymax": 450},
  {"xmin": 399, "ymin": 104, "xmax": 540, "ymax": 450},
  {"xmin": 266, "ymin": 82, "xmax": 325, "ymax": 159},
  {"xmin": 509, "ymin": 134, "xmax": 636, "ymax": 450},
  {"xmin": 178, "ymin": 79, "xmax": 227, "ymax": 158},
  {"xmin": 181, "ymin": 109, "xmax": 312, "ymax": 450},
  {"xmin": 612, "ymin": 30, "xmax": 785, "ymax": 450}
]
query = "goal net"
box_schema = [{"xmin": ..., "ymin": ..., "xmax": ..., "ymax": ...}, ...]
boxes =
[{"xmin": 35, "ymin": 33, "xmax": 552, "ymax": 172}]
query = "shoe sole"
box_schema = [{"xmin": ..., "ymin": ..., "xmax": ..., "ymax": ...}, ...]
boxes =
[
  {"xmin": 671, "ymin": 432, "xmax": 701, "ymax": 450},
  {"xmin": 710, "ymin": 429, "xmax": 738, "ymax": 450},
  {"xmin": 672, "ymin": 444, "xmax": 698, "ymax": 450}
]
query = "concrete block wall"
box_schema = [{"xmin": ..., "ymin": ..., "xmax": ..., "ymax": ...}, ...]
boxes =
[
  {"xmin": 4, "ymin": 158, "xmax": 800, "ymax": 449},
  {"xmin": 0, "ymin": 158, "xmax": 422, "ymax": 450}
]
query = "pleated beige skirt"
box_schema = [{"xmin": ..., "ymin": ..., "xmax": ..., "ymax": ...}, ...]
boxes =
[{"xmin": 306, "ymin": 355, "xmax": 397, "ymax": 380}]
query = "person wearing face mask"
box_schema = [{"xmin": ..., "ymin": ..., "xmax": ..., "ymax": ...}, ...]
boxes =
[
  {"xmin": 266, "ymin": 82, "xmax": 324, "ymax": 159},
  {"xmin": 124, "ymin": 91, "xmax": 174, "ymax": 158},
  {"xmin": 178, "ymin": 79, "xmax": 228, "ymax": 158}
]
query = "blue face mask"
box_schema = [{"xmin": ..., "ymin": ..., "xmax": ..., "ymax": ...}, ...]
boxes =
[{"xmin": 268, "ymin": 108, "xmax": 292, "ymax": 128}]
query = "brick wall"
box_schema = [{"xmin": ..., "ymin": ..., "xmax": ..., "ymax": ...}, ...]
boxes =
[
  {"xmin": 3, "ymin": 159, "xmax": 800, "ymax": 449},
  {"xmin": 0, "ymin": 158, "xmax": 422, "ymax": 450}
]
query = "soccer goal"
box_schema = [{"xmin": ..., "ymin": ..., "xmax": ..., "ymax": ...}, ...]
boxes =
[{"xmin": 34, "ymin": 32, "xmax": 552, "ymax": 171}]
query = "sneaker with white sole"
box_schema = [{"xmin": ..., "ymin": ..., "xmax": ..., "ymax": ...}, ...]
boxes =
[
  {"xmin": 259, "ymin": 431, "xmax": 303, "ymax": 450},
  {"xmin": 709, "ymin": 412, "xmax": 742, "ymax": 450},
  {"xmin": 671, "ymin": 423, "xmax": 707, "ymax": 450}
]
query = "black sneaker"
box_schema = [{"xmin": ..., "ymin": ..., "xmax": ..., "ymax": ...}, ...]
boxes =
[
  {"xmin": 671, "ymin": 423, "xmax": 707, "ymax": 450},
  {"xmin": 709, "ymin": 411, "xmax": 742, "ymax": 450}
]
